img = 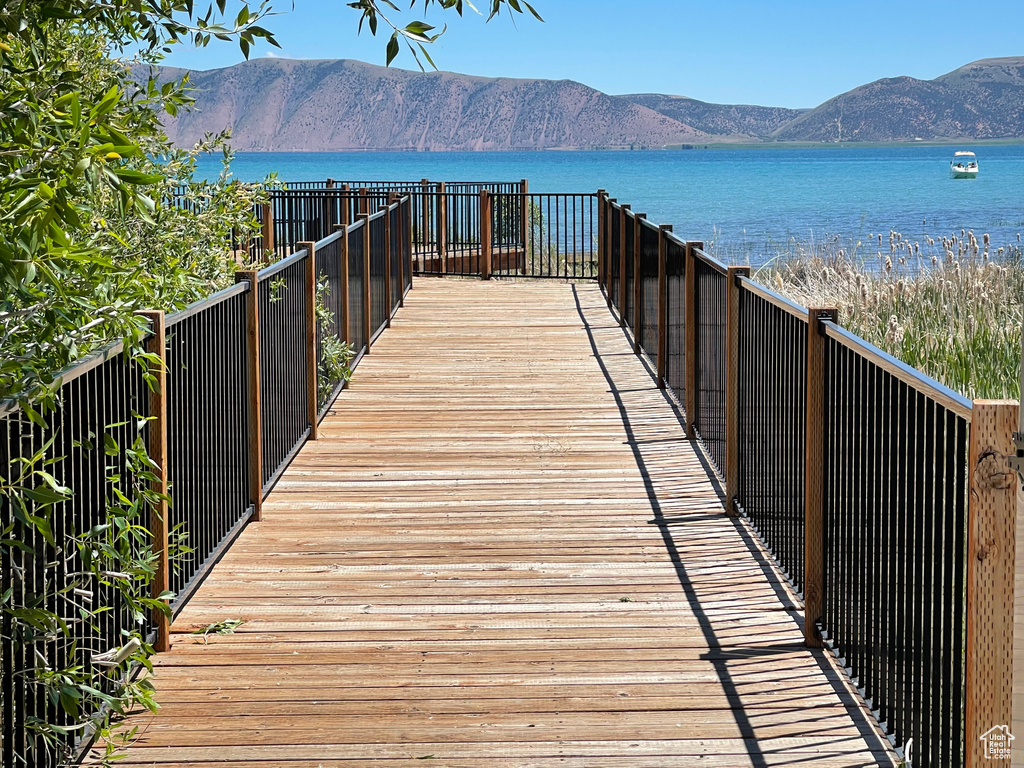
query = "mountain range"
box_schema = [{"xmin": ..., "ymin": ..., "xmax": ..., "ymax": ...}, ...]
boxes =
[{"xmin": 150, "ymin": 56, "xmax": 1024, "ymax": 151}]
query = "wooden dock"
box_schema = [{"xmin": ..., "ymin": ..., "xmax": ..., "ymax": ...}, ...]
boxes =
[{"xmin": 101, "ymin": 280, "xmax": 894, "ymax": 767}]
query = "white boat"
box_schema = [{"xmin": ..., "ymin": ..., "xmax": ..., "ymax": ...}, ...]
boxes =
[{"xmin": 950, "ymin": 151, "xmax": 979, "ymax": 179}]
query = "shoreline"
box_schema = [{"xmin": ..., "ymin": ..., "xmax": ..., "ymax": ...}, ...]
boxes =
[{"xmin": 212, "ymin": 139, "xmax": 1024, "ymax": 154}]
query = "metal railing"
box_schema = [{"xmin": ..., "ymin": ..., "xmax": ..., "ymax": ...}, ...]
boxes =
[
  {"xmin": 258, "ymin": 249, "xmax": 311, "ymax": 492},
  {"xmin": 637, "ymin": 218, "xmax": 659, "ymax": 357},
  {"xmin": 347, "ymin": 220, "xmax": 367, "ymax": 357},
  {"xmin": 368, "ymin": 210, "xmax": 389, "ymax": 339},
  {"xmin": 164, "ymin": 285, "xmax": 254, "ymax": 610},
  {"xmin": 519, "ymin": 193, "xmax": 597, "ymax": 279},
  {"xmin": 663, "ymin": 234, "xmax": 686, "ymax": 405},
  {"xmin": 692, "ymin": 250, "xmax": 728, "ymax": 475},
  {"xmin": 0, "ymin": 195, "xmax": 414, "ymax": 767},
  {"xmin": 8, "ymin": 178, "xmax": 1014, "ymax": 768},
  {"xmin": 315, "ymin": 232, "xmax": 346, "ymax": 417},
  {"xmin": 254, "ymin": 184, "xmax": 596, "ymax": 281},
  {"xmin": 0, "ymin": 347, "xmax": 152, "ymax": 766},
  {"xmin": 596, "ymin": 188, "xmax": 1015, "ymax": 768},
  {"xmin": 821, "ymin": 323, "xmax": 971, "ymax": 768},
  {"xmin": 735, "ymin": 279, "xmax": 808, "ymax": 593}
]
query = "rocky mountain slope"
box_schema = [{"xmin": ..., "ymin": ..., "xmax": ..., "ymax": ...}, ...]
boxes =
[
  {"xmin": 770, "ymin": 56, "xmax": 1024, "ymax": 142},
  {"xmin": 153, "ymin": 58, "xmax": 711, "ymax": 151},
  {"xmin": 150, "ymin": 55, "xmax": 1024, "ymax": 149},
  {"xmin": 616, "ymin": 94, "xmax": 806, "ymax": 140}
]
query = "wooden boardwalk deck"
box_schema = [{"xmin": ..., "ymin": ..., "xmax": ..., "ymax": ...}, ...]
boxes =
[{"xmin": 103, "ymin": 280, "xmax": 894, "ymax": 767}]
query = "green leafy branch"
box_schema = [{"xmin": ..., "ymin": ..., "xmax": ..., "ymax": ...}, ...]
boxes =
[{"xmin": 346, "ymin": 0, "xmax": 543, "ymax": 68}]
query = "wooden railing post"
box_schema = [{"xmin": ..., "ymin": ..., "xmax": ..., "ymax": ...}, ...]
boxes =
[
  {"xmin": 657, "ymin": 225, "xmax": 672, "ymax": 389},
  {"xmin": 341, "ymin": 184, "xmax": 351, "ymax": 231},
  {"xmin": 360, "ymin": 213, "xmax": 372, "ymax": 352},
  {"xmin": 632, "ymin": 213, "xmax": 645, "ymax": 352},
  {"xmin": 334, "ymin": 224, "xmax": 350, "ymax": 345},
  {"xmin": 235, "ymin": 270, "xmax": 262, "ymax": 523},
  {"xmin": 260, "ymin": 202, "xmax": 275, "ymax": 257},
  {"xmin": 618, "ymin": 205, "xmax": 630, "ymax": 325},
  {"xmin": 804, "ymin": 306, "xmax": 836, "ymax": 647},
  {"xmin": 1016, "ymin": 330, "xmax": 1024, "ymax": 768},
  {"xmin": 381, "ymin": 205, "xmax": 393, "ymax": 325},
  {"xmin": 298, "ymin": 242, "xmax": 319, "ymax": 440},
  {"xmin": 605, "ymin": 199, "xmax": 616, "ymax": 309},
  {"xmin": 683, "ymin": 241, "xmax": 701, "ymax": 437},
  {"xmin": 437, "ymin": 181, "xmax": 447, "ymax": 273},
  {"xmin": 480, "ymin": 189, "xmax": 493, "ymax": 280},
  {"xmin": 138, "ymin": 310, "xmax": 170, "ymax": 652},
  {"xmin": 358, "ymin": 187, "xmax": 369, "ymax": 217},
  {"xmin": 966, "ymin": 399, "xmax": 1019, "ymax": 767},
  {"xmin": 596, "ymin": 190, "xmax": 606, "ymax": 286},
  {"xmin": 725, "ymin": 266, "xmax": 750, "ymax": 517}
]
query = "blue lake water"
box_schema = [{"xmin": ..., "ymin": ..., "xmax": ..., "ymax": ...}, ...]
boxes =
[{"xmin": 195, "ymin": 145, "xmax": 1024, "ymax": 261}]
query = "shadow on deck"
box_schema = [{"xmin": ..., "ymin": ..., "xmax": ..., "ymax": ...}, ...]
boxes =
[{"xmin": 98, "ymin": 280, "xmax": 894, "ymax": 767}]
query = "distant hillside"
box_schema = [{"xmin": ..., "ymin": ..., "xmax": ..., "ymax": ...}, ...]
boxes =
[
  {"xmin": 148, "ymin": 55, "xmax": 1024, "ymax": 149},
  {"xmin": 771, "ymin": 56, "xmax": 1024, "ymax": 142},
  {"xmin": 616, "ymin": 94, "xmax": 806, "ymax": 140},
  {"xmin": 152, "ymin": 58, "xmax": 712, "ymax": 151}
]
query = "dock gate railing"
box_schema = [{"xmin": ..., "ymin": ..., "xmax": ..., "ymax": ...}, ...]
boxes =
[{"xmin": 227, "ymin": 179, "xmax": 599, "ymax": 280}]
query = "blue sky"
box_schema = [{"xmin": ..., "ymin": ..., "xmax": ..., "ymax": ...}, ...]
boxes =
[{"xmin": 159, "ymin": 0, "xmax": 1023, "ymax": 108}]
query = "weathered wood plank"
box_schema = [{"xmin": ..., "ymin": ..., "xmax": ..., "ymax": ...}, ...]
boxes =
[{"xmin": 95, "ymin": 280, "xmax": 893, "ymax": 767}]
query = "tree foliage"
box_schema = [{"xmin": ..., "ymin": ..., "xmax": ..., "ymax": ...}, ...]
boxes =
[{"xmin": 346, "ymin": 0, "xmax": 543, "ymax": 68}]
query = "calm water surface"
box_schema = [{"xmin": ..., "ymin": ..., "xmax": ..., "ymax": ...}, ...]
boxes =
[{"xmin": 195, "ymin": 145, "xmax": 1024, "ymax": 261}]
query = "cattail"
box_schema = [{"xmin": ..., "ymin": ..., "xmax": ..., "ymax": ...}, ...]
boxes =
[
  {"xmin": 886, "ymin": 315, "xmax": 904, "ymax": 345},
  {"xmin": 885, "ymin": 257, "xmax": 893, "ymax": 273}
]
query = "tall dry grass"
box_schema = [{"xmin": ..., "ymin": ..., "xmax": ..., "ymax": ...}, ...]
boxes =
[{"xmin": 754, "ymin": 230, "xmax": 1023, "ymax": 400}]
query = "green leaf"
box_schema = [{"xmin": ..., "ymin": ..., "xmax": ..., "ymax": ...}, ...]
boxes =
[
  {"xmin": 23, "ymin": 485, "xmax": 68, "ymax": 506},
  {"xmin": 113, "ymin": 169, "xmax": 163, "ymax": 186},
  {"xmin": 404, "ymin": 21, "xmax": 435, "ymax": 35},
  {"xmin": 386, "ymin": 32, "xmax": 399, "ymax": 65}
]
